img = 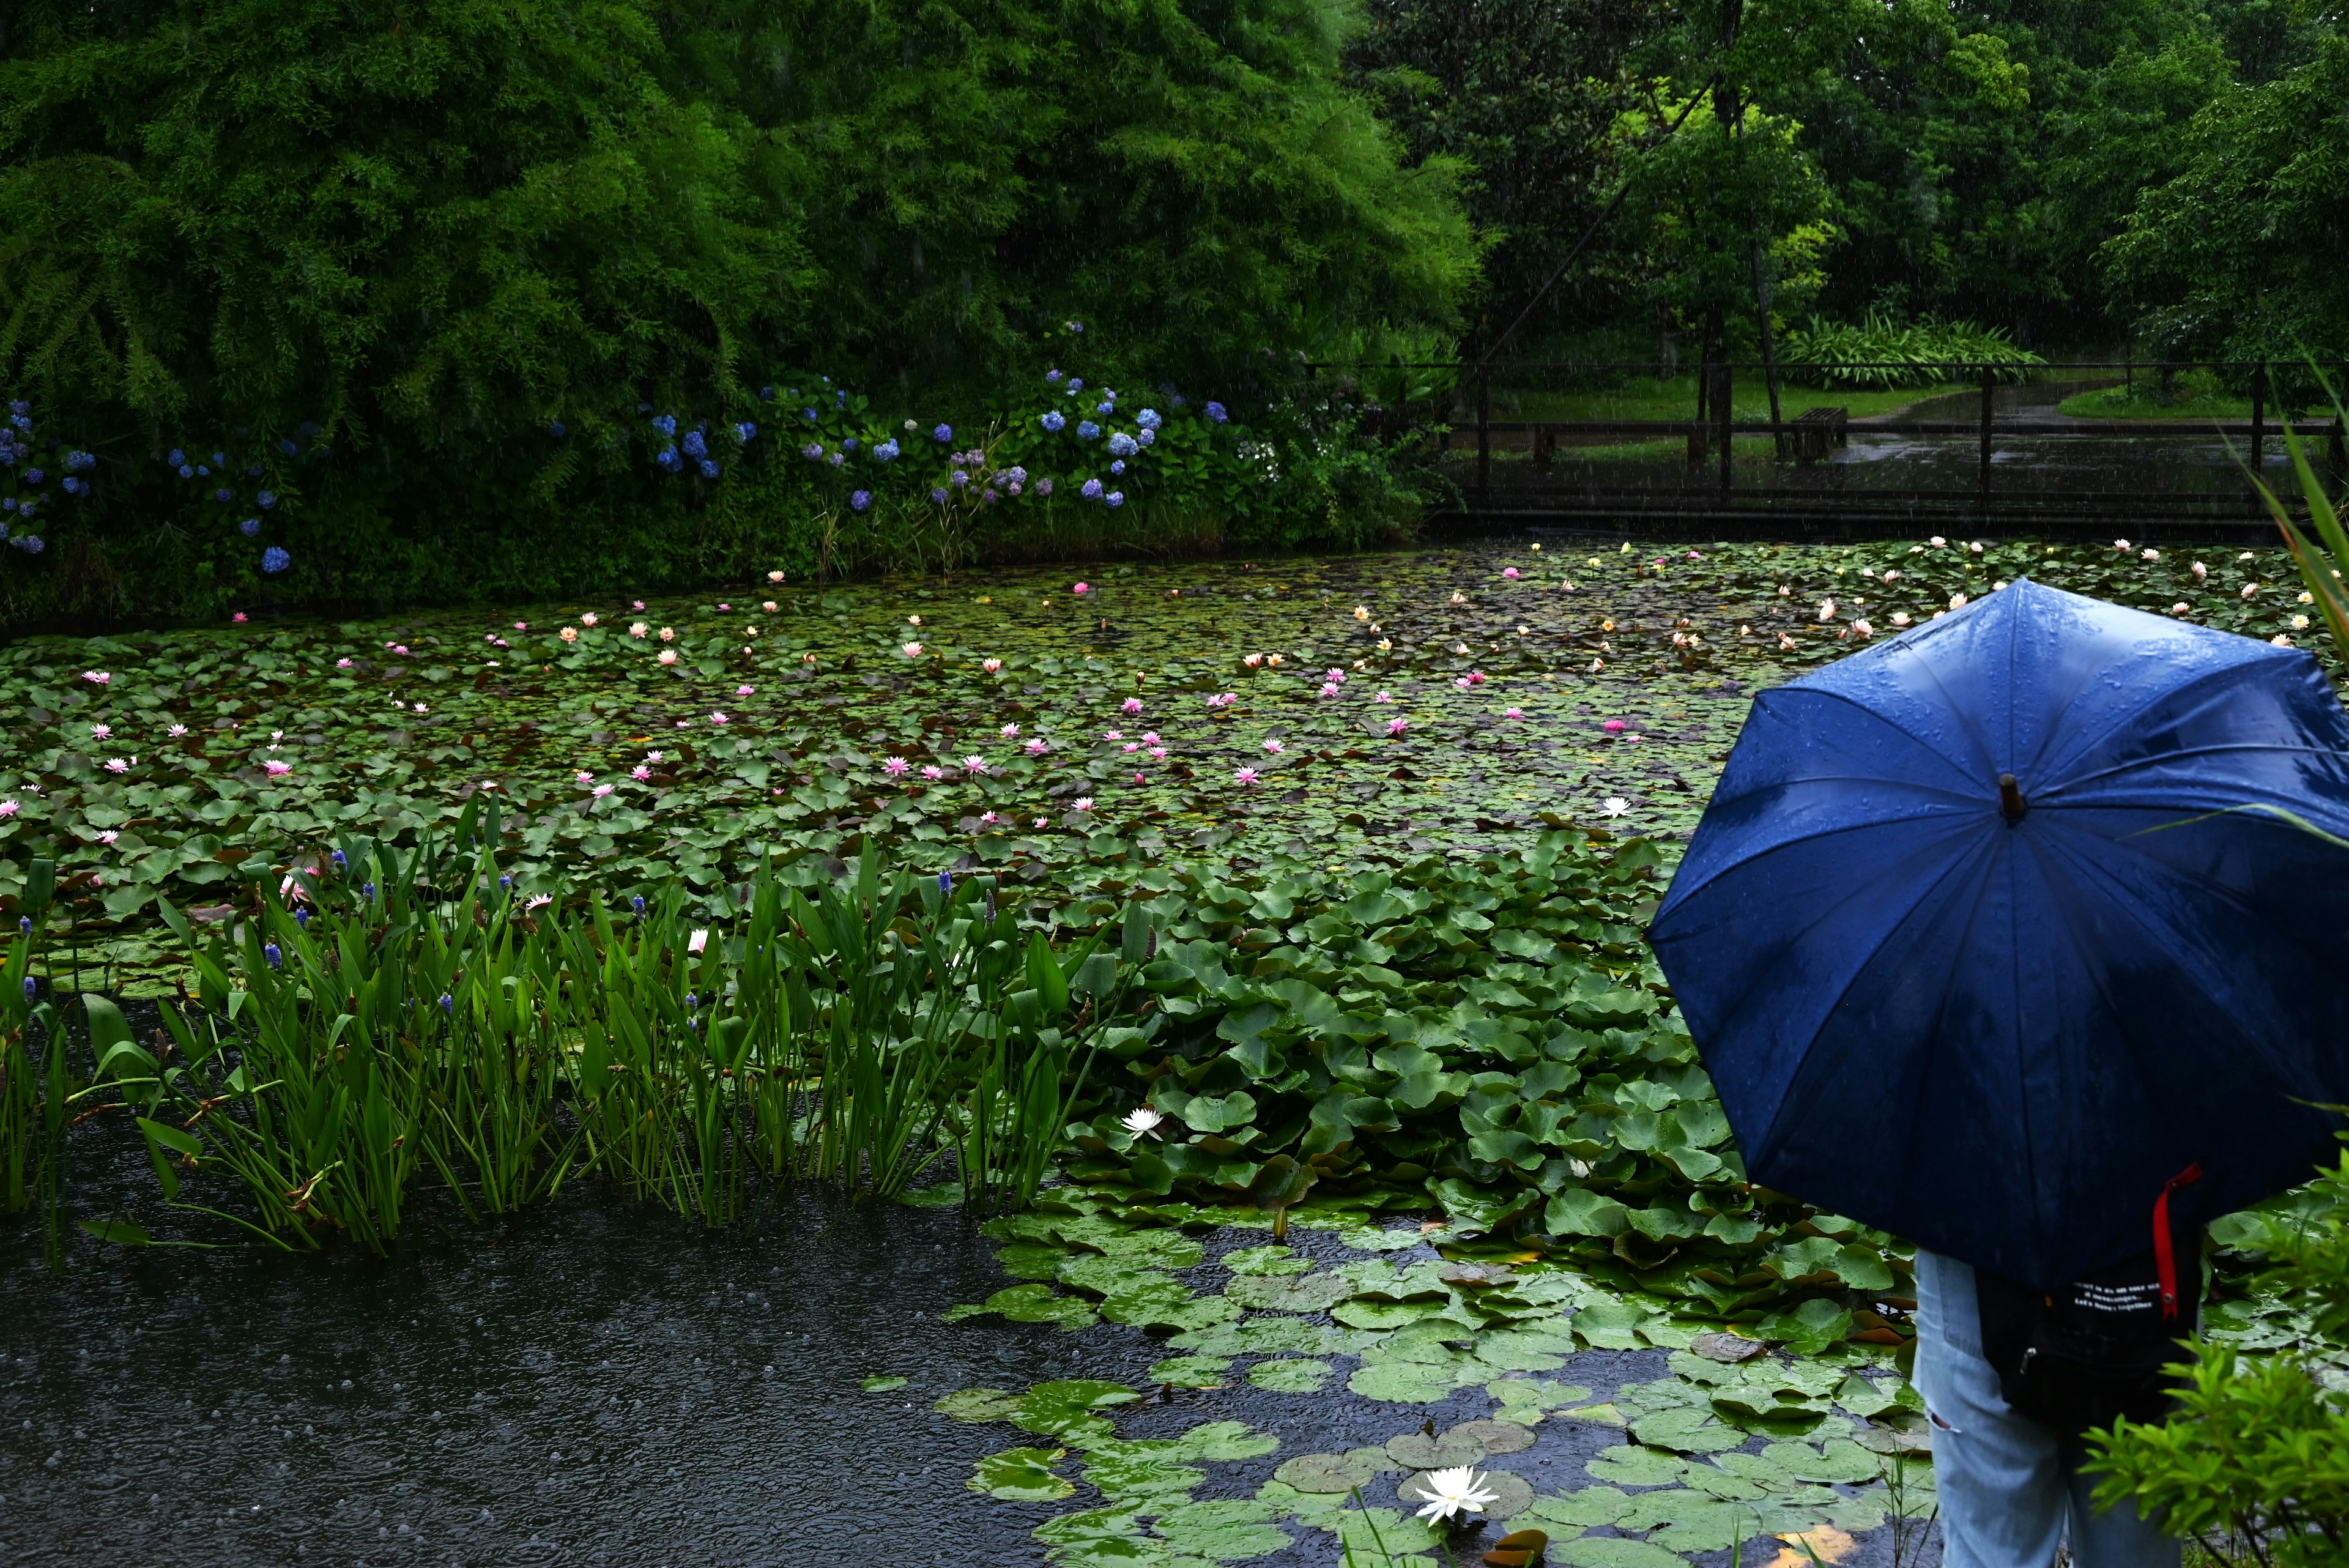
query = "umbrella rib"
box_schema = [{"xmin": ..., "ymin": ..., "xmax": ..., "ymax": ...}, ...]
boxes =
[
  {"xmin": 2033, "ymin": 741, "xmax": 2349, "ymax": 804},
  {"xmin": 1773, "ymin": 683, "xmax": 1995, "ymax": 791},
  {"xmin": 1665, "ymin": 798, "xmax": 1981, "ymax": 909},
  {"xmin": 2026, "ymin": 656, "xmax": 2298, "ymax": 787}
]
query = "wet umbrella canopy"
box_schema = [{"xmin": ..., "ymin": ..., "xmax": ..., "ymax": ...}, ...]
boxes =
[{"xmin": 1651, "ymin": 578, "xmax": 2349, "ymax": 1290}]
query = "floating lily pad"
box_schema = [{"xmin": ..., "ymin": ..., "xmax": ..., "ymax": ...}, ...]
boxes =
[
  {"xmin": 1759, "ymin": 1438, "xmax": 1882, "ymax": 1485},
  {"xmin": 1526, "ymin": 1484, "xmax": 1633, "ymax": 1528},
  {"xmin": 1274, "ymin": 1452, "xmax": 1384, "ymax": 1494},
  {"xmin": 1338, "ymin": 1226, "xmax": 1428, "ymax": 1252},
  {"xmin": 1226, "ymin": 1271, "xmax": 1353, "ymax": 1313},
  {"xmin": 1223, "ymin": 1244, "xmax": 1315, "ymax": 1276},
  {"xmin": 1553, "ymin": 1402, "xmax": 1628, "ymax": 1427},
  {"xmin": 1082, "ymin": 1452, "xmax": 1209, "ymax": 1504},
  {"xmin": 943, "ymin": 1284, "xmax": 1099, "ymax": 1330},
  {"xmin": 971, "ymin": 1445, "xmax": 1075, "ymax": 1502},
  {"xmin": 1247, "ymin": 1358, "xmax": 1332, "ymax": 1392},
  {"xmin": 1167, "ymin": 1420, "xmax": 1282, "ymax": 1461},
  {"xmin": 1012, "ymin": 1379, "xmax": 1143, "ymax": 1439},
  {"xmin": 1690, "ymin": 1331, "xmax": 1767, "ymax": 1363},
  {"xmin": 1583, "ymin": 1445, "xmax": 1690, "ymax": 1488},
  {"xmin": 937, "ymin": 1387, "xmax": 1025, "ymax": 1422},
  {"xmin": 1154, "ymin": 1498, "xmax": 1293, "ymax": 1562},
  {"xmin": 1449, "ymin": 1419, "xmax": 1536, "ymax": 1456},
  {"xmin": 1548, "ymin": 1537, "xmax": 1690, "ymax": 1568},
  {"xmin": 1386, "ymin": 1430, "xmax": 1487, "ymax": 1470},
  {"xmin": 1629, "ymin": 1404, "xmax": 1749, "ymax": 1454},
  {"xmin": 1568, "ymin": 1298, "xmax": 1663, "ymax": 1351},
  {"xmin": 998, "ymin": 1242, "xmax": 1074, "ymax": 1280},
  {"xmin": 1149, "ymin": 1356, "xmax": 1230, "ymax": 1388},
  {"xmin": 1235, "ymin": 1314, "xmax": 1334, "ymax": 1353},
  {"xmin": 1348, "ymin": 1359, "xmax": 1469, "ymax": 1403},
  {"xmin": 859, "ymin": 1375, "xmax": 910, "ymax": 1393},
  {"xmin": 1398, "ymin": 1467, "xmax": 1534, "ymax": 1521},
  {"xmin": 1320, "ymin": 1506, "xmax": 1446, "ymax": 1559},
  {"xmin": 1335, "ymin": 1298, "xmax": 1452, "ymax": 1330}
]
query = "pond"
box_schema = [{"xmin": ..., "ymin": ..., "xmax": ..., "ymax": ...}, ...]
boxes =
[{"xmin": 0, "ymin": 535, "xmax": 2321, "ymax": 1564}]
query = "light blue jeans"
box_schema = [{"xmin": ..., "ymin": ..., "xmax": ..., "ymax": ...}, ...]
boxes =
[{"xmin": 1912, "ymin": 1249, "xmax": 2180, "ymax": 1568}]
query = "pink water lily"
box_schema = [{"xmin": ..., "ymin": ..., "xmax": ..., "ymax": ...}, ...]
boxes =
[
  {"xmin": 1072, "ymin": 581, "xmax": 1091, "ymax": 595},
  {"xmin": 964, "ymin": 756, "xmax": 988, "ymax": 775},
  {"xmin": 983, "ymin": 658, "xmax": 1003, "ymax": 673},
  {"xmin": 922, "ymin": 765, "xmax": 946, "ymax": 780},
  {"xmin": 336, "ymin": 658, "xmax": 352, "ymax": 668},
  {"xmin": 1121, "ymin": 697, "xmax": 1144, "ymax": 715},
  {"xmin": 631, "ymin": 766, "xmax": 651, "ymax": 780},
  {"xmin": 1603, "ymin": 718, "xmax": 1626, "ymax": 732},
  {"xmin": 90, "ymin": 723, "xmax": 112, "ymax": 741},
  {"xmin": 592, "ymin": 783, "xmax": 614, "ymax": 798},
  {"xmin": 883, "ymin": 757, "xmax": 910, "ymax": 777},
  {"xmin": 1102, "ymin": 730, "xmax": 1123, "ymax": 741},
  {"xmin": 1504, "ymin": 707, "xmax": 1524, "ymax": 719},
  {"xmin": 1025, "ymin": 738, "xmax": 1048, "ymax": 756},
  {"xmin": 1262, "ymin": 738, "xmax": 1285, "ymax": 754},
  {"xmin": 1001, "ymin": 723, "xmax": 1020, "ymax": 738},
  {"xmin": 1071, "ymin": 797, "xmax": 1095, "ymax": 811},
  {"xmin": 167, "ymin": 724, "xmax": 188, "ymax": 737},
  {"xmin": 83, "ymin": 670, "xmax": 111, "ymax": 685},
  {"xmin": 737, "ymin": 685, "xmax": 755, "ymax": 697},
  {"xmin": 0, "ymin": 802, "xmax": 17, "ymax": 818},
  {"xmin": 708, "ymin": 712, "xmax": 729, "ymax": 726},
  {"xmin": 576, "ymin": 771, "xmax": 594, "ymax": 785},
  {"xmin": 1234, "ymin": 767, "xmax": 1261, "ymax": 784},
  {"xmin": 264, "ymin": 759, "xmax": 292, "ymax": 777},
  {"xmin": 1502, "ymin": 567, "xmax": 1520, "ymax": 579},
  {"xmin": 1387, "ymin": 717, "xmax": 1408, "ymax": 736}
]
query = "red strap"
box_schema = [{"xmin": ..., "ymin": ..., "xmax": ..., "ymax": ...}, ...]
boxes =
[{"xmin": 2154, "ymin": 1163, "xmax": 2205, "ymax": 1320}]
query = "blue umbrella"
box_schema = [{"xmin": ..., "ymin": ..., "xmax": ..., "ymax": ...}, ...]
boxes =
[{"xmin": 1651, "ymin": 578, "xmax": 2349, "ymax": 1290}]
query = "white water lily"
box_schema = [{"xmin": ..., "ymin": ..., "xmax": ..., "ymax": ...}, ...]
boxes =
[
  {"xmin": 1413, "ymin": 1466, "xmax": 1499, "ymax": 1524},
  {"xmin": 1601, "ymin": 797, "xmax": 1630, "ymax": 818},
  {"xmin": 1121, "ymin": 1106, "xmax": 1166, "ymax": 1139},
  {"xmin": 688, "ymin": 929, "xmax": 710, "ymax": 954}
]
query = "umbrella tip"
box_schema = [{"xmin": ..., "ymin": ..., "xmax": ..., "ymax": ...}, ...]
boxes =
[{"xmin": 1999, "ymin": 773, "xmax": 2028, "ymax": 823}]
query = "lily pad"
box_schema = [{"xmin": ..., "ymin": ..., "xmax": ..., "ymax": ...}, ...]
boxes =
[
  {"xmin": 1149, "ymin": 1356, "xmax": 1230, "ymax": 1388},
  {"xmin": 1082, "ymin": 1452, "xmax": 1210, "ymax": 1504},
  {"xmin": 1449, "ymin": 1419, "xmax": 1536, "ymax": 1456},
  {"xmin": 1338, "ymin": 1226, "xmax": 1428, "ymax": 1252},
  {"xmin": 859, "ymin": 1375, "xmax": 910, "ymax": 1393},
  {"xmin": 1335, "ymin": 1298, "xmax": 1452, "ymax": 1330},
  {"xmin": 1247, "ymin": 1358, "xmax": 1333, "ymax": 1393},
  {"xmin": 1549, "ymin": 1540, "xmax": 1688, "ymax": 1568},
  {"xmin": 1348, "ymin": 1359, "xmax": 1469, "ymax": 1403},
  {"xmin": 1690, "ymin": 1332, "xmax": 1767, "ymax": 1363},
  {"xmin": 1583, "ymin": 1445, "xmax": 1690, "ymax": 1488},
  {"xmin": 1226, "ymin": 1271, "xmax": 1353, "ymax": 1313},
  {"xmin": 1385, "ymin": 1430, "xmax": 1488, "ymax": 1470},
  {"xmin": 1167, "ymin": 1420, "xmax": 1282, "ymax": 1461},
  {"xmin": 937, "ymin": 1387, "xmax": 1025, "ymax": 1422},
  {"xmin": 1526, "ymin": 1484, "xmax": 1632, "ymax": 1527},
  {"xmin": 1629, "ymin": 1404, "xmax": 1750, "ymax": 1454},
  {"xmin": 1154, "ymin": 1499, "xmax": 1292, "ymax": 1562},
  {"xmin": 1274, "ymin": 1451, "xmax": 1384, "ymax": 1494},
  {"xmin": 943, "ymin": 1284, "xmax": 1099, "ymax": 1331},
  {"xmin": 1012, "ymin": 1379, "xmax": 1144, "ymax": 1439},
  {"xmin": 971, "ymin": 1445, "xmax": 1075, "ymax": 1502},
  {"xmin": 1223, "ymin": 1244, "xmax": 1315, "ymax": 1276}
]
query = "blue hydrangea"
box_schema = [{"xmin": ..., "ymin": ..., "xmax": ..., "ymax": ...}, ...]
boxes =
[
  {"xmin": 875, "ymin": 439, "xmax": 900, "ymax": 461},
  {"xmin": 247, "ymin": 463, "xmax": 264, "ymax": 477},
  {"xmin": 950, "ymin": 470, "xmax": 970, "ymax": 488},
  {"xmin": 215, "ymin": 487, "xmax": 233, "ymax": 503},
  {"xmin": 14, "ymin": 535, "xmax": 40, "ymax": 553},
  {"xmin": 258, "ymin": 490, "xmax": 276, "ymax": 508},
  {"xmin": 549, "ymin": 420, "xmax": 568, "ymax": 437},
  {"xmin": 841, "ymin": 437, "xmax": 856, "ymax": 451},
  {"xmin": 1137, "ymin": 409, "xmax": 1162, "ymax": 430},
  {"xmin": 212, "ymin": 451, "xmax": 226, "ymax": 466},
  {"xmin": 1110, "ymin": 459, "xmax": 1126, "ymax": 474},
  {"xmin": 736, "ymin": 422, "xmax": 758, "ymax": 442},
  {"xmin": 930, "ymin": 487, "xmax": 949, "ymax": 504},
  {"xmin": 168, "ymin": 448, "xmax": 185, "ymax": 466},
  {"xmin": 24, "ymin": 469, "xmax": 43, "ymax": 485},
  {"xmin": 932, "ymin": 424, "xmax": 952, "ymax": 443},
  {"xmin": 653, "ymin": 414, "xmax": 678, "ymax": 436},
  {"xmin": 1046, "ymin": 370, "xmax": 1064, "ymax": 383},
  {"xmin": 1005, "ymin": 466, "xmax": 1028, "ymax": 483},
  {"xmin": 1106, "ymin": 491, "xmax": 1124, "ymax": 508},
  {"xmin": 262, "ymin": 546, "xmax": 290, "ymax": 574},
  {"xmin": 1138, "ymin": 428, "xmax": 1156, "ymax": 448},
  {"xmin": 1042, "ymin": 411, "xmax": 1066, "ymax": 433},
  {"xmin": 240, "ymin": 518, "xmax": 261, "ymax": 537},
  {"xmin": 656, "ymin": 447, "xmax": 680, "ymax": 470},
  {"xmin": 1082, "ymin": 478, "xmax": 1104, "ymax": 500},
  {"xmin": 803, "ymin": 442, "xmax": 824, "ymax": 461},
  {"xmin": 1077, "ymin": 421, "xmax": 1100, "ymax": 440},
  {"xmin": 1096, "ymin": 400, "xmax": 1115, "ymax": 415},
  {"xmin": 826, "ymin": 451, "xmax": 844, "ymax": 467},
  {"xmin": 1108, "ymin": 433, "xmax": 1138, "ymax": 458},
  {"xmin": 759, "ymin": 385, "xmax": 776, "ymax": 401},
  {"xmin": 1206, "ymin": 401, "xmax": 1228, "ymax": 423},
  {"xmin": 683, "ymin": 429, "xmax": 708, "ymax": 458},
  {"xmin": 177, "ymin": 464, "xmax": 195, "ymax": 478},
  {"xmin": 196, "ymin": 464, "xmax": 210, "ymax": 476},
  {"xmin": 851, "ymin": 489, "xmax": 873, "ymax": 511},
  {"xmin": 700, "ymin": 459, "xmax": 720, "ymax": 478},
  {"xmin": 1067, "ymin": 379, "xmax": 1084, "ymax": 392},
  {"xmin": 277, "ymin": 439, "xmax": 299, "ymax": 456},
  {"xmin": 61, "ymin": 477, "xmax": 82, "ymax": 496},
  {"xmin": 802, "ymin": 408, "xmax": 818, "ymax": 423},
  {"xmin": 8, "ymin": 401, "xmax": 26, "ymax": 417},
  {"xmin": 2, "ymin": 497, "xmax": 15, "ymax": 511}
]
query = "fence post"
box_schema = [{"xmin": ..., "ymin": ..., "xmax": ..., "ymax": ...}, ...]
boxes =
[
  {"xmin": 1978, "ymin": 368, "xmax": 1995, "ymax": 515},
  {"xmin": 1476, "ymin": 366, "xmax": 1491, "ymax": 502},
  {"xmin": 1716, "ymin": 362, "xmax": 1734, "ymax": 498},
  {"xmin": 2250, "ymin": 362, "xmax": 2266, "ymax": 511}
]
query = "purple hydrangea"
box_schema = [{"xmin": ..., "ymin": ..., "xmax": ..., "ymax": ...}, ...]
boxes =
[
  {"xmin": 262, "ymin": 546, "xmax": 291, "ymax": 573},
  {"xmin": 240, "ymin": 517, "xmax": 261, "ymax": 537},
  {"xmin": 932, "ymin": 424, "xmax": 952, "ymax": 442},
  {"xmin": 875, "ymin": 438, "xmax": 900, "ymax": 461},
  {"xmin": 1077, "ymin": 421, "xmax": 1100, "ymax": 440},
  {"xmin": 803, "ymin": 442, "xmax": 824, "ymax": 461},
  {"xmin": 1106, "ymin": 491, "xmax": 1125, "ymax": 508},
  {"xmin": 851, "ymin": 489, "xmax": 873, "ymax": 511},
  {"xmin": 930, "ymin": 487, "xmax": 949, "ymax": 504},
  {"xmin": 1108, "ymin": 433, "xmax": 1138, "ymax": 458},
  {"xmin": 1137, "ymin": 409, "xmax": 1162, "ymax": 430},
  {"xmin": 950, "ymin": 470, "xmax": 970, "ymax": 488},
  {"xmin": 1082, "ymin": 478, "xmax": 1104, "ymax": 500},
  {"xmin": 1206, "ymin": 401, "xmax": 1228, "ymax": 423},
  {"xmin": 1041, "ymin": 411, "xmax": 1066, "ymax": 433},
  {"xmin": 1037, "ymin": 478, "xmax": 1055, "ymax": 496}
]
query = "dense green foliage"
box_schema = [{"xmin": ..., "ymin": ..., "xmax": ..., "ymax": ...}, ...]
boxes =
[
  {"xmin": 1778, "ymin": 311, "xmax": 2045, "ymax": 388},
  {"xmin": 0, "ymin": 0, "xmax": 1474, "ymax": 624}
]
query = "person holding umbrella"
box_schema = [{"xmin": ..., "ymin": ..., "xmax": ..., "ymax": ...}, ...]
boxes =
[{"xmin": 1650, "ymin": 579, "xmax": 2349, "ymax": 1566}]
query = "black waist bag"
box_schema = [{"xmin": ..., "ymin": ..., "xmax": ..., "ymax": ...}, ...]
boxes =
[{"xmin": 1975, "ymin": 1240, "xmax": 2200, "ymax": 1435}]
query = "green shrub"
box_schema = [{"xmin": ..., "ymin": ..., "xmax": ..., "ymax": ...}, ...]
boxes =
[{"xmin": 1778, "ymin": 311, "xmax": 2046, "ymax": 390}]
